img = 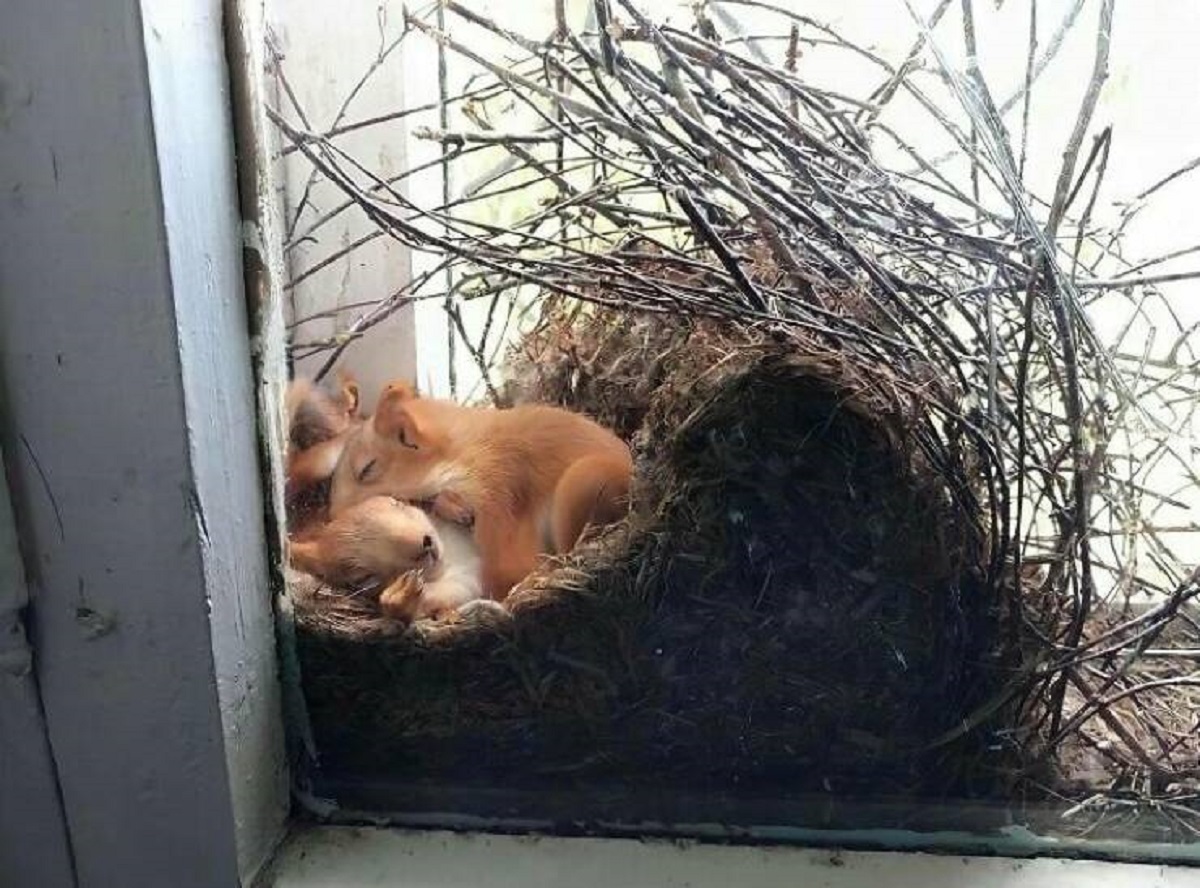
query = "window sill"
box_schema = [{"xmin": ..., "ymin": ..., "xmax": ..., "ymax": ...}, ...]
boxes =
[{"xmin": 261, "ymin": 826, "xmax": 1200, "ymax": 887}]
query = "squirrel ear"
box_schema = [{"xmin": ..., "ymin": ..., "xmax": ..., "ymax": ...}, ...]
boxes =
[
  {"xmin": 380, "ymin": 379, "xmax": 417, "ymax": 401},
  {"xmin": 374, "ymin": 382, "xmax": 422, "ymax": 448},
  {"xmin": 336, "ymin": 370, "xmax": 361, "ymax": 415},
  {"xmin": 284, "ymin": 378, "xmax": 314, "ymax": 422}
]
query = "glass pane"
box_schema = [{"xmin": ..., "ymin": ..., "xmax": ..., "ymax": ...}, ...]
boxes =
[{"xmin": 268, "ymin": 0, "xmax": 1200, "ymax": 859}]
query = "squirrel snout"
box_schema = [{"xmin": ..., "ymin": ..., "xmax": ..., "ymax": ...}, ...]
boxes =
[{"xmin": 419, "ymin": 533, "xmax": 441, "ymax": 566}]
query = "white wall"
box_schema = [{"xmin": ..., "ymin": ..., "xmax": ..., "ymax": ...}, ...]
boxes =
[{"xmin": 268, "ymin": 1, "xmax": 420, "ymax": 407}]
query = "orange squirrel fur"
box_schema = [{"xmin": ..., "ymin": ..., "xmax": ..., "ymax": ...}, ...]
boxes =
[
  {"xmin": 284, "ymin": 373, "xmax": 487, "ymax": 622},
  {"xmin": 289, "ymin": 495, "xmax": 484, "ymax": 622},
  {"xmin": 284, "ymin": 372, "xmax": 361, "ymax": 533},
  {"xmin": 289, "ymin": 495, "xmax": 439, "ymax": 588},
  {"xmin": 285, "ymin": 372, "xmax": 360, "ymax": 451},
  {"xmin": 328, "ymin": 381, "xmax": 633, "ymax": 600}
]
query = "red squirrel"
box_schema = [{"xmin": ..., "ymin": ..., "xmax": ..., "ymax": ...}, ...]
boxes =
[
  {"xmin": 327, "ymin": 380, "xmax": 633, "ymax": 601},
  {"xmin": 290, "ymin": 494, "xmax": 484, "ymax": 622},
  {"xmin": 286, "ymin": 372, "xmax": 360, "ymax": 451},
  {"xmin": 284, "ymin": 375, "xmax": 487, "ymax": 622},
  {"xmin": 284, "ymin": 371, "xmax": 362, "ymax": 531}
]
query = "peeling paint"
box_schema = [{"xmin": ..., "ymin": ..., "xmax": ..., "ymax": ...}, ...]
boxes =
[
  {"xmin": 184, "ymin": 484, "xmax": 212, "ymax": 547},
  {"xmin": 74, "ymin": 604, "xmax": 117, "ymax": 640}
]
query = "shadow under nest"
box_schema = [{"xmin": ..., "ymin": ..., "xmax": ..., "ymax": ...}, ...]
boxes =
[{"xmin": 292, "ymin": 307, "xmax": 1007, "ymax": 799}]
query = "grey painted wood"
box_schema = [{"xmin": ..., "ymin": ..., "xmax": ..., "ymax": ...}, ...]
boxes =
[
  {"xmin": 0, "ymin": 0, "xmax": 286, "ymax": 883},
  {"xmin": 0, "ymin": 446, "xmax": 76, "ymax": 886},
  {"xmin": 140, "ymin": 0, "xmax": 289, "ymax": 878}
]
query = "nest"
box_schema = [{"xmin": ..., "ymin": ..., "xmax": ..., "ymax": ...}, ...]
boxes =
[
  {"xmin": 295, "ymin": 303, "xmax": 1004, "ymax": 795},
  {"xmin": 274, "ymin": 0, "xmax": 1200, "ymax": 833}
]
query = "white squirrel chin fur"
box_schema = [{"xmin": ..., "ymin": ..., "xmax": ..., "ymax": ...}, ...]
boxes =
[{"xmin": 416, "ymin": 516, "xmax": 485, "ymax": 616}]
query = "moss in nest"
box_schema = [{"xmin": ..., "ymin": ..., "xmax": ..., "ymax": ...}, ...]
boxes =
[{"xmin": 620, "ymin": 348, "xmax": 997, "ymax": 791}]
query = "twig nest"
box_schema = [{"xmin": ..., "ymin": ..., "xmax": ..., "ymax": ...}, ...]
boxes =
[{"xmin": 294, "ymin": 309, "xmax": 1002, "ymax": 794}]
